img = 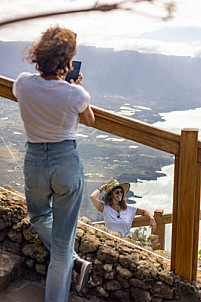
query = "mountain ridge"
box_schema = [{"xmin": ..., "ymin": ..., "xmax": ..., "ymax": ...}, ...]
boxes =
[{"xmin": 1, "ymin": 41, "xmax": 201, "ymax": 113}]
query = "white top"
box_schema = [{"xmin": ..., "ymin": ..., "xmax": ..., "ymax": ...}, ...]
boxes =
[
  {"xmin": 102, "ymin": 204, "xmax": 137, "ymax": 237},
  {"xmin": 12, "ymin": 72, "xmax": 90, "ymax": 142}
]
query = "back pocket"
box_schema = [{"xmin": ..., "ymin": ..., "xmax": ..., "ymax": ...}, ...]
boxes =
[{"xmin": 24, "ymin": 160, "xmax": 40, "ymax": 189}]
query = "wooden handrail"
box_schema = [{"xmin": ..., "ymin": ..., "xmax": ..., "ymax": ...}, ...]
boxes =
[
  {"xmin": 132, "ymin": 212, "xmax": 173, "ymax": 227},
  {"xmin": 2, "ymin": 75, "xmax": 201, "ymax": 162},
  {"xmin": 1, "ymin": 75, "xmax": 201, "ymax": 282},
  {"xmin": 133, "ymin": 209, "xmax": 201, "ymax": 227},
  {"xmin": 92, "ymin": 106, "xmax": 181, "ymax": 156},
  {"xmin": 94, "ymin": 211, "xmax": 173, "ymax": 248},
  {"xmin": 93, "ymin": 211, "xmax": 173, "ymax": 251},
  {"xmin": 0, "ymin": 75, "xmax": 180, "ymax": 155},
  {"xmin": 3, "ymin": 75, "xmax": 201, "ymax": 161},
  {"xmin": 0, "ymin": 76, "xmax": 17, "ymax": 102}
]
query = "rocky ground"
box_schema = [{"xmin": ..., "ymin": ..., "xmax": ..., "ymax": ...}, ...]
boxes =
[{"xmin": 1, "ymin": 185, "xmax": 201, "ymax": 301}]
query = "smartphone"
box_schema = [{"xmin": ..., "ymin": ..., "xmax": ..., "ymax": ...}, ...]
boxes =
[{"xmin": 65, "ymin": 61, "xmax": 82, "ymax": 83}]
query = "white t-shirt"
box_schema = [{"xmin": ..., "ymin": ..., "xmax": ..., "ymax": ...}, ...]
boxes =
[
  {"xmin": 12, "ymin": 72, "xmax": 90, "ymax": 142},
  {"xmin": 102, "ymin": 204, "xmax": 137, "ymax": 237}
]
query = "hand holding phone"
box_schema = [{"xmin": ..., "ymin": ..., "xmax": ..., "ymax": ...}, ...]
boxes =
[
  {"xmin": 73, "ymin": 73, "xmax": 83, "ymax": 85},
  {"xmin": 66, "ymin": 61, "xmax": 82, "ymax": 83}
]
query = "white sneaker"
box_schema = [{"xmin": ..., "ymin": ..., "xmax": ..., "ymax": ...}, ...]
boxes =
[{"xmin": 73, "ymin": 258, "xmax": 91, "ymax": 293}]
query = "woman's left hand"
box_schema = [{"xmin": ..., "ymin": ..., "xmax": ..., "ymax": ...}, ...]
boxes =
[
  {"xmin": 150, "ymin": 217, "xmax": 157, "ymax": 232},
  {"xmin": 100, "ymin": 184, "xmax": 107, "ymax": 192}
]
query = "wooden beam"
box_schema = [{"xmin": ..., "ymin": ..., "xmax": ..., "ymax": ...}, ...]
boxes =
[
  {"xmin": 132, "ymin": 216, "xmax": 150, "ymax": 227},
  {"xmin": 0, "ymin": 76, "xmax": 14, "ymax": 88},
  {"xmin": 0, "ymin": 76, "xmax": 17, "ymax": 102},
  {"xmin": 174, "ymin": 129, "xmax": 198, "ymax": 281},
  {"xmin": 0, "ymin": 75, "xmax": 181, "ymax": 156},
  {"xmin": 162, "ymin": 214, "xmax": 172, "ymax": 224},
  {"xmin": 171, "ymin": 155, "xmax": 179, "ymax": 271},
  {"xmin": 192, "ymin": 164, "xmax": 201, "ymax": 281},
  {"xmin": 2, "ymin": 75, "xmax": 201, "ymax": 164},
  {"xmin": 152, "ymin": 209, "xmax": 165, "ymax": 250},
  {"xmin": 92, "ymin": 106, "xmax": 181, "ymax": 156},
  {"xmin": 94, "ymin": 106, "xmax": 181, "ymax": 154},
  {"xmin": 198, "ymin": 141, "xmax": 201, "ymax": 163}
]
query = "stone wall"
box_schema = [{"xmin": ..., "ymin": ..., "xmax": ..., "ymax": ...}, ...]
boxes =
[{"xmin": 0, "ymin": 185, "xmax": 201, "ymax": 302}]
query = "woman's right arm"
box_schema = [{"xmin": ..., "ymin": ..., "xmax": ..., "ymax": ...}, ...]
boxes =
[
  {"xmin": 90, "ymin": 185, "xmax": 106, "ymax": 213},
  {"xmin": 75, "ymin": 73, "xmax": 95, "ymax": 126},
  {"xmin": 79, "ymin": 105, "xmax": 95, "ymax": 126}
]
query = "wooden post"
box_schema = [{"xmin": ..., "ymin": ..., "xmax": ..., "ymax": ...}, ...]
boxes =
[
  {"xmin": 171, "ymin": 155, "xmax": 179, "ymax": 271},
  {"xmin": 174, "ymin": 129, "xmax": 198, "ymax": 281},
  {"xmin": 152, "ymin": 209, "xmax": 165, "ymax": 250},
  {"xmin": 192, "ymin": 164, "xmax": 201, "ymax": 281}
]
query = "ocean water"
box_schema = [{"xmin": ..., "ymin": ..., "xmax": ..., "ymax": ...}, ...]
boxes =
[{"xmin": 154, "ymin": 108, "xmax": 201, "ymax": 136}]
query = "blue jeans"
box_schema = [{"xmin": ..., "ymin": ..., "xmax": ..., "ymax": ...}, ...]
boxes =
[{"xmin": 24, "ymin": 140, "xmax": 84, "ymax": 302}]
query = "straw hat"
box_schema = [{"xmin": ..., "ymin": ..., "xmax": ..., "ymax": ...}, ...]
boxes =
[{"xmin": 102, "ymin": 179, "xmax": 130, "ymax": 201}]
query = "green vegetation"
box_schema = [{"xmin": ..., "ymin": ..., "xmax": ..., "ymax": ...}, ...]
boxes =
[{"xmin": 126, "ymin": 227, "xmax": 159, "ymax": 249}]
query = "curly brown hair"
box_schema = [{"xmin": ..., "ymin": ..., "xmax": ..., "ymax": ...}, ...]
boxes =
[
  {"xmin": 24, "ymin": 25, "xmax": 76, "ymax": 77},
  {"xmin": 105, "ymin": 186, "xmax": 127, "ymax": 210}
]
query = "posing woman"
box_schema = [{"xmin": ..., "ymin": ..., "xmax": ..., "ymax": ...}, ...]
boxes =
[
  {"xmin": 90, "ymin": 179, "xmax": 156, "ymax": 238},
  {"xmin": 13, "ymin": 26, "xmax": 95, "ymax": 302}
]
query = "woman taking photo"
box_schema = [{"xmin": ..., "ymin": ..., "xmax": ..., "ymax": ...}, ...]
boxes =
[
  {"xmin": 13, "ymin": 26, "xmax": 95, "ymax": 302},
  {"xmin": 90, "ymin": 179, "xmax": 156, "ymax": 238}
]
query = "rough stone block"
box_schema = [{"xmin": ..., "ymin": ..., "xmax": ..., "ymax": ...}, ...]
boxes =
[
  {"xmin": 79, "ymin": 234, "xmax": 100, "ymax": 253},
  {"xmin": 97, "ymin": 245, "xmax": 119, "ymax": 263},
  {"xmin": 131, "ymin": 287, "xmax": 151, "ymax": 302},
  {"xmin": 151, "ymin": 281, "xmax": 174, "ymax": 300},
  {"xmin": 0, "ymin": 251, "xmax": 21, "ymax": 293},
  {"xmin": 104, "ymin": 280, "xmax": 121, "ymax": 291},
  {"xmin": 110, "ymin": 289, "xmax": 130, "ymax": 302},
  {"xmin": 0, "ymin": 219, "xmax": 7, "ymax": 231}
]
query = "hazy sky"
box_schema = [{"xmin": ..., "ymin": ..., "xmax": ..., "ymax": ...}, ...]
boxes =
[{"xmin": 1, "ymin": 0, "xmax": 201, "ymax": 57}]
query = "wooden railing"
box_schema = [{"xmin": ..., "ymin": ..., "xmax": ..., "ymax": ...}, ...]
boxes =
[
  {"xmin": 134, "ymin": 209, "xmax": 201, "ymax": 252},
  {"xmin": 132, "ymin": 209, "xmax": 171, "ymax": 251},
  {"xmin": 0, "ymin": 75, "xmax": 201, "ymax": 282},
  {"xmin": 93, "ymin": 209, "xmax": 171, "ymax": 251}
]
